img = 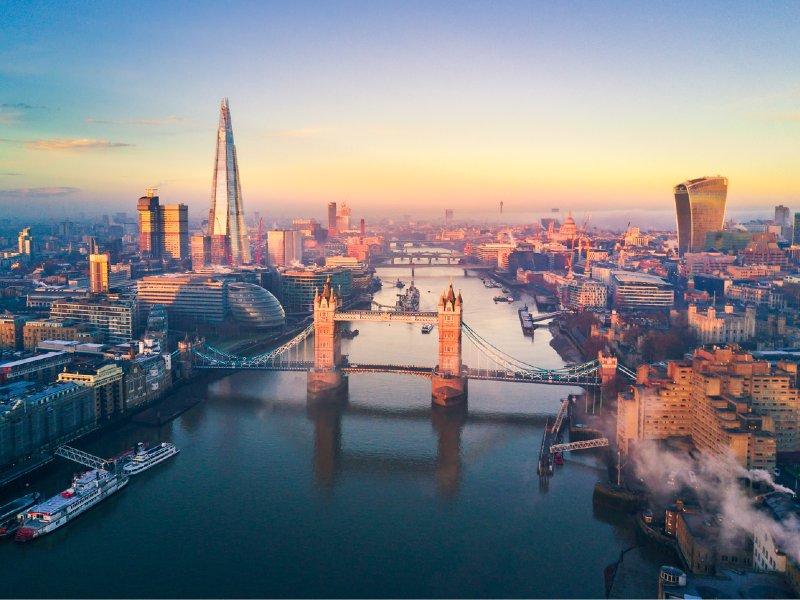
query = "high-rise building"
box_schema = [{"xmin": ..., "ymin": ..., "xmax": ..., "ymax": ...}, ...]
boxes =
[
  {"xmin": 674, "ymin": 176, "xmax": 728, "ymax": 256},
  {"xmin": 137, "ymin": 191, "xmax": 161, "ymax": 258},
  {"xmin": 89, "ymin": 253, "xmax": 110, "ymax": 294},
  {"xmin": 137, "ymin": 190, "xmax": 189, "ymax": 260},
  {"xmin": 208, "ymin": 98, "xmax": 250, "ymax": 265},
  {"xmin": 775, "ymin": 205, "xmax": 791, "ymax": 228},
  {"xmin": 327, "ymin": 202, "xmax": 337, "ymax": 236},
  {"xmin": 17, "ymin": 227, "xmax": 33, "ymax": 258},
  {"xmin": 50, "ymin": 297, "xmax": 136, "ymax": 343},
  {"xmin": 336, "ymin": 203, "xmax": 351, "ymax": 233},
  {"xmin": 160, "ymin": 204, "xmax": 189, "ymax": 260},
  {"xmin": 267, "ymin": 230, "xmax": 303, "ymax": 267},
  {"xmin": 793, "ymin": 213, "xmax": 800, "ymax": 246},
  {"xmin": 191, "ymin": 233, "xmax": 212, "ymax": 271}
]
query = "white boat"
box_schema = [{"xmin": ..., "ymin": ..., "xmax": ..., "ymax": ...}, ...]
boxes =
[
  {"xmin": 421, "ymin": 324, "xmax": 434, "ymax": 334},
  {"xmin": 15, "ymin": 470, "xmax": 128, "ymax": 541},
  {"xmin": 123, "ymin": 442, "xmax": 180, "ymax": 475}
]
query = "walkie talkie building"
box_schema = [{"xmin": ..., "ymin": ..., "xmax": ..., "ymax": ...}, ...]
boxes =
[
  {"xmin": 209, "ymin": 98, "xmax": 251, "ymax": 265},
  {"xmin": 674, "ymin": 176, "xmax": 728, "ymax": 256}
]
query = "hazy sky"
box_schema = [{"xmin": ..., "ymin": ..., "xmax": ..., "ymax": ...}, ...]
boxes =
[{"xmin": 1, "ymin": 1, "xmax": 798, "ymax": 222}]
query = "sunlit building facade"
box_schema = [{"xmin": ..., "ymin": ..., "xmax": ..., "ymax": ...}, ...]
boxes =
[
  {"xmin": 674, "ymin": 176, "xmax": 728, "ymax": 256},
  {"xmin": 208, "ymin": 98, "xmax": 250, "ymax": 266}
]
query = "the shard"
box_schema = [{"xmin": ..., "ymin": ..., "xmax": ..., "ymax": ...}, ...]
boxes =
[{"xmin": 208, "ymin": 98, "xmax": 251, "ymax": 265}]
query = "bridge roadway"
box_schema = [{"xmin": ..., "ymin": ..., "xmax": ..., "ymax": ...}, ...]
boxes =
[
  {"xmin": 195, "ymin": 360, "xmax": 599, "ymax": 386},
  {"xmin": 335, "ymin": 310, "xmax": 437, "ymax": 324}
]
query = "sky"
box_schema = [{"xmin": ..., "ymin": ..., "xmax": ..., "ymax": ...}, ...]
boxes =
[{"xmin": 1, "ymin": 0, "xmax": 799, "ymax": 224}]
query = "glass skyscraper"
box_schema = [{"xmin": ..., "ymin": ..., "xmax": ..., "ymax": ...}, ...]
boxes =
[
  {"xmin": 209, "ymin": 98, "xmax": 251, "ymax": 265},
  {"xmin": 673, "ymin": 176, "xmax": 728, "ymax": 256}
]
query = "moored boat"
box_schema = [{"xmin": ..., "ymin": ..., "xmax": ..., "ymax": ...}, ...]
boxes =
[
  {"xmin": 0, "ymin": 492, "xmax": 41, "ymax": 539},
  {"xmin": 123, "ymin": 442, "xmax": 180, "ymax": 476},
  {"xmin": 15, "ymin": 469, "xmax": 127, "ymax": 542}
]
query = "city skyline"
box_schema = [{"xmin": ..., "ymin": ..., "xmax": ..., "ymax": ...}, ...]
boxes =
[{"xmin": 1, "ymin": 1, "xmax": 799, "ymax": 219}]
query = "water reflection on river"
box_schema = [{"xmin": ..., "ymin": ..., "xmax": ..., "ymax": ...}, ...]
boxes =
[{"xmin": 0, "ymin": 268, "xmax": 665, "ymax": 598}]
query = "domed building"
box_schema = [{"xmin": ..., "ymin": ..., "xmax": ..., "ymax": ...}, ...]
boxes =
[
  {"xmin": 557, "ymin": 211, "xmax": 577, "ymax": 241},
  {"xmin": 227, "ymin": 283, "xmax": 286, "ymax": 331}
]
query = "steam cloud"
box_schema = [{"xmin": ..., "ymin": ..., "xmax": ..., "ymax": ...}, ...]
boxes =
[{"xmin": 633, "ymin": 443, "xmax": 800, "ymax": 565}]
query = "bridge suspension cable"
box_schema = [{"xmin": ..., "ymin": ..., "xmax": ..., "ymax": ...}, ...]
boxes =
[
  {"xmin": 462, "ymin": 322, "xmax": 599, "ymax": 377},
  {"xmin": 193, "ymin": 323, "xmax": 315, "ymax": 368}
]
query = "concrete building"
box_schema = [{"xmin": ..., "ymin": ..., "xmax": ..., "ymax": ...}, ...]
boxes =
[
  {"xmin": 191, "ymin": 233, "xmax": 212, "ymax": 271},
  {"xmin": 611, "ymin": 272, "xmax": 674, "ymax": 310},
  {"xmin": 0, "ymin": 315, "xmax": 27, "ymax": 351},
  {"xmin": 267, "ymin": 229, "xmax": 303, "ymax": 267},
  {"xmin": 741, "ymin": 233, "xmax": 789, "ymax": 267},
  {"xmin": 687, "ymin": 304, "xmax": 756, "ymax": 345},
  {"xmin": 22, "ymin": 319, "xmax": 104, "ymax": 350},
  {"xmin": 618, "ymin": 345, "xmax": 800, "ymax": 466},
  {"xmin": 137, "ymin": 274, "xmax": 229, "ymax": 326},
  {"xmin": 676, "ymin": 512, "xmax": 753, "ymax": 574},
  {"xmin": 50, "ymin": 297, "xmax": 136, "ymax": 344},
  {"xmin": 17, "ymin": 227, "xmax": 34, "ymax": 258},
  {"xmin": 703, "ymin": 230, "xmax": 753, "ymax": 253},
  {"xmin": 752, "ymin": 493, "xmax": 798, "ymax": 574},
  {"xmin": 327, "ymin": 202, "xmax": 337, "ymax": 236},
  {"xmin": 564, "ymin": 278, "xmax": 608, "ymax": 309},
  {"xmin": 727, "ymin": 282, "xmax": 785, "ymax": 310},
  {"xmin": 0, "ymin": 381, "xmax": 94, "ymax": 470},
  {"xmin": 683, "ymin": 252, "xmax": 737, "ymax": 276},
  {"xmin": 277, "ymin": 268, "xmax": 352, "ymax": 314},
  {"xmin": 674, "ymin": 176, "xmax": 728, "ymax": 256},
  {"xmin": 89, "ymin": 253, "xmax": 109, "ymax": 294},
  {"xmin": 58, "ymin": 361, "xmax": 125, "ymax": 421},
  {"xmin": 0, "ymin": 351, "xmax": 72, "ymax": 385},
  {"xmin": 137, "ymin": 190, "xmax": 190, "ymax": 260}
]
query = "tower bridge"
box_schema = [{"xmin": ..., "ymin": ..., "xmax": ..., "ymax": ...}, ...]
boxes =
[{"xmin": 188, "ymin": 280, "xmax": 621, "ymax": 406}]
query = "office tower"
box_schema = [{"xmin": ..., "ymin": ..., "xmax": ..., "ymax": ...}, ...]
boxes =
[
  {"xmin": 136, "ymin": 190, "xmax": 189, "ymax": 260},
  {"xmin": 445, "ymin": 209, "xmax": 454, "ymax": 225},
  {"xmin": 137, "ymin": 190, "xmax": 161, "ymax": 258},
  {"xmin": 267, "ymin": 230, "xmax": 303, "ymax": 267},
  {"xmin": 793, "ymin": 213, "xmax": 800, "ymax": 246},
  {"xmin": 359, "ymin": 218, "xmax": 365, "ymax": 235},
  {"xmin": 775, "ymin": 205, "xmax": 790, "ymax": 227},
  {"xmin": 336, "ymin": 203, "xmax": 351, "ymax": 233},
  {"xmin": 160, "ymin": 204, "xmax": 189, "ymax": 260},
  {"xmin": 191, "ymin": 233, "xmax": 212, "ymax": 271},
  {"xmin": 673, "ymin": 176, "xmax": 728, "ymax": 256},
  {"xmin": 208, "ymin": 98, "xmax": 250, "ymax": 265},
  {"xmin": 17, "ymin": 227, "xmax": 33, "ymax": 257},
  {"xmin": 89, "ymin": 253, "xmax": 110, "ymax": 294},
  {"xmin": 327, "ymin": 202, "xmax": 337, "ymax": 236}
]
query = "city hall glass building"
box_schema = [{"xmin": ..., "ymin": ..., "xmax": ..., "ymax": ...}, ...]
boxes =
[{"xmin": 674, "ymin": 176, "xmax": 728, "ymax": 256}]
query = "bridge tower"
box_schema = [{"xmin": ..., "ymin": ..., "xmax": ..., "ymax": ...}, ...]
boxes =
[
  {"xmin": 598, "ymin": 352, "xmax": 618, "ymax": 385},
  {"xmin": 308, "ymin": 277, "xmax": 348, "ymax": 400},
  {"xmin": 432, "ymin": 281, "xmax": 468, "ymax": 406}
]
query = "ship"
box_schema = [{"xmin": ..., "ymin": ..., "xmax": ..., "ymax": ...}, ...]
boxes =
[
  {"xmin": 123, "ymin": 442, "xmax": 180, "ymax": 476},
  {"xmin": 0, "ymin": 492, "xmax": 41, "ymax": 539},
  {"xmin": 518, "ymin": 305, "xmax": 534, "ymax": 335},
  {"xmin": 421, "ymin": 324, "xmax": 434, "ymax": 334},
  {"xmin": 493, "ymin": 295, "xmax": 512, "ymax": 303},
  {"xmin": 396, "ymin": 281, "xmax": 420, "ymax": 311},
  {"xmin": 15, "ymin": 469, "xmax": 128, "ymax": 541}
]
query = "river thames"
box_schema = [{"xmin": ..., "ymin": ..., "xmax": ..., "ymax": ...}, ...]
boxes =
[{"xmin": 0, "ymin": 268, "xmax": 668, "ymax": 598}]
